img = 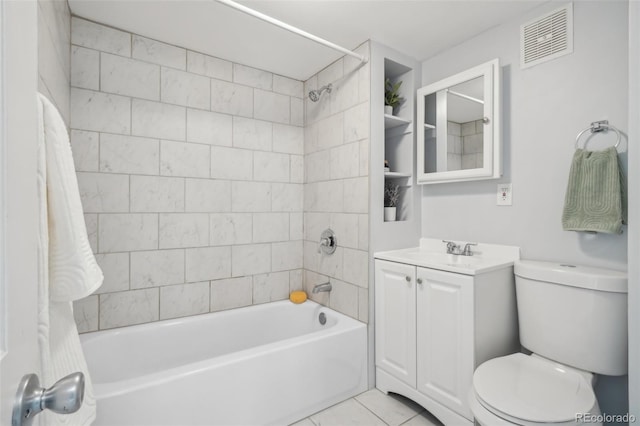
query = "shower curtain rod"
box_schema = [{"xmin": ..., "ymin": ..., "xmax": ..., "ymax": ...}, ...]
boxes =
[
  {"xmin": 215, "ymin": 0, "xmax": 368, "ymax": 64},
  {"xmin": 446, "ymin": 89, "xmax": 484, "ymax": 105}
]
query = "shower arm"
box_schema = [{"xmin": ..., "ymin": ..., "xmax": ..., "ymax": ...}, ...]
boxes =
[{"xmin": 215, "ymin": 0, "xmax": 368, "ymax": 65}]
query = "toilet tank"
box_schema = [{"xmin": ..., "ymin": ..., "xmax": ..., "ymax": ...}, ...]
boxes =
[{"xmin": 515, "ymin": 260, "xmax": 627, "ymax": 376}]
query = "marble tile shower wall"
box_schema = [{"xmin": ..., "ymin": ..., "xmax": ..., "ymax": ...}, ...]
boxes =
[
  {"xmin": 69, "ymin": 18, "xmax": 305, "ymax": 332},
  {"xmin": 302, "ymin": 42, "xmax": 370, "ymax": 323}
]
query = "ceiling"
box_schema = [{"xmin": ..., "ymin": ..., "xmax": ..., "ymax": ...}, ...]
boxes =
[{"xmin": 68, "ymin": 0, "xmax": 549, "ymax": 81}]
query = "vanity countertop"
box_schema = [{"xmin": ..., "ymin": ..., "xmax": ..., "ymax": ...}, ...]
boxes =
[{"xmin": 374, "ymin": 238, "xmax": 520, "ymax": 276}]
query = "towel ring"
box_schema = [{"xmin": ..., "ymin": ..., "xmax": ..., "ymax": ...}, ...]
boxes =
[{"xmin": 575, "ymin": 120, "xmax": 621, "ymax": 150}]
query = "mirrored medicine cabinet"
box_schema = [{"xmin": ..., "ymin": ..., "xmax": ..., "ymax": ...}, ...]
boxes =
[{"xmin": 416, "ymin": 59, "xmax": 501, "ymax": 184}]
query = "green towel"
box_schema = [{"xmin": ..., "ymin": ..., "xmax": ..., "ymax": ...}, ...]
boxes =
[{"xmin": 562, "ymin": 147, "xmax": 626, "ymax": 234}]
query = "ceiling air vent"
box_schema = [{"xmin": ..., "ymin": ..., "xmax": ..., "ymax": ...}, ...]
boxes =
[{"xmin": 521, "ymin": 3, "xmax": 573, "ymax": 69}]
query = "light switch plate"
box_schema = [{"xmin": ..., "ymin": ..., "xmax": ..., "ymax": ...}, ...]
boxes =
[{"xmin": 497, "ymin": 183, "xmax": 512, "ymax": 206}]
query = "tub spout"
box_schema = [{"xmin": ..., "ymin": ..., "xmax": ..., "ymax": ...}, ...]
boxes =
[{"xmin": 312, "ymin": 282, "xmax": 332, "ymax": 294}]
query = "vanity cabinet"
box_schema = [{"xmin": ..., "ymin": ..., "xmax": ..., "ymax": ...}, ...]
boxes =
[{"xmin": 374, "ymin": 255, "xmax": 518, "ymax": 425}]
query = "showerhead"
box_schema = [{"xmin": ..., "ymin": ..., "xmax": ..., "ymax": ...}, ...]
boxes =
[
  {"xmin": 309, "ymin": 90, "xmax": 320, "ymax": 102},
  {"xmin": 308, "ymin": 84, "xmax": 332, "ymax": 102}
]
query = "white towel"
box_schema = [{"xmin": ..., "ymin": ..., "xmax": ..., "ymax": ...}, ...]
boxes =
[{"xmin": 37, "ymin": 93, "xmax": 103, "ymax": 425}]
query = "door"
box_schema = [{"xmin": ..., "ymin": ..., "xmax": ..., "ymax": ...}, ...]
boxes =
[
  {"xmin": 0, "ymin": 1, "xmax": 41, "ymax": 423},
  {"xmin": 374, "ymin": 260, "xmax": 416, "ymax": 387},
  {"xmin": 416, "ymin": 267, "xmax": 474, "ymax": 420}
]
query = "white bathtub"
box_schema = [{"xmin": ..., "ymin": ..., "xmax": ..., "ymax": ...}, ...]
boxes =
[{"xmin": 80, "ymin": 300, "xmax": 368, "ymax": 426}]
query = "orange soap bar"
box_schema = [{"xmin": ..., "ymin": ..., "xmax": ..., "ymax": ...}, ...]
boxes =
[{"xmin": 289, "ymin": 291, "xmax": 307, "ymax": 304}]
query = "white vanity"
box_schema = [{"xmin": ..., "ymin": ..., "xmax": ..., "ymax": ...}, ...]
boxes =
[{"xmin": 374, "ymin": 238, "xmax": 520, "ymax": 425}]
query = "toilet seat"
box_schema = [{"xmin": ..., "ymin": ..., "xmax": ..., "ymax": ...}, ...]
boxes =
[{"xmin": 472, "ymin": 353, "xmax": 597, "ymax": 425}]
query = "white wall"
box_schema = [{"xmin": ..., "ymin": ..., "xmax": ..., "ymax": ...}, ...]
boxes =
[
  {"xmin": 38, "ymin": 0, "xmax": 70, "ymax": 124},
  {"xmin": 420, "ymin": 1, "xmax": 629, "ymax": 418},
  {"xmin": 70, "ymin": 18, "xmax": 305, "ymax": 331},
  {"xmin": 421, "ymin": 1, "xmax": 628, "ymax": 271}
]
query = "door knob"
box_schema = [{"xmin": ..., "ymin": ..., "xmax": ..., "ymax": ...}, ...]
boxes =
[{"xmin": 12, "ymin": 372, "xmax": 84, "ymax": 426}]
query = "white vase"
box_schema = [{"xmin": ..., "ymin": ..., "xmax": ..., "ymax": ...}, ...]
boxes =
[
  {"xmin": 384, "ymin": 105, "xmax": 393, "ymax": 115},
  {"xmin": 384, "ymin": 207, "xmax": 397, "ymax": 222}
]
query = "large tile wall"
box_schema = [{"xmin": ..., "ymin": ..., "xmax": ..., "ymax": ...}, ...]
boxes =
[
  {"xmin": 38, "ymin": 0, "xmax": 70, "ymax": 124},
  {"xmin": 70, "ymin": 17, "xmax": 305, "ymax": 331},
  {"xmin": 302, "ymin": 43, "xmax": 370, "ymax": 322}
]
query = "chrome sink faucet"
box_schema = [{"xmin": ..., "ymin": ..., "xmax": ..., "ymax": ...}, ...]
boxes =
[
  {"xmin": 462, "ymin": 242, "xmax": 477, "ymax": 256},
  {"xmin": 442, "ymin": 240, "xmax": 477, "ymax": 256}
]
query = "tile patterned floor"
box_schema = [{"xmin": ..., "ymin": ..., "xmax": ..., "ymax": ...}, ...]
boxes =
[{"xmin": 291, "ymin": 389, "xmax": 444, "ymax": 426}]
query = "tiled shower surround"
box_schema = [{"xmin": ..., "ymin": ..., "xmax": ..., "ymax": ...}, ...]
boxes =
[
  {"xmin": 302, "ymin": 43, "xmax": 370, "ymax": 323},
  {"xmin": 71, "ymin": 18, "xmax": 305, "ymax": 331},
  {"xmin": 70, "ymin": 18, "xmax": 370, "ymax": 331}
]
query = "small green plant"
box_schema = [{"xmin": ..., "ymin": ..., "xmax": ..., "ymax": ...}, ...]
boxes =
[
  {"xmin": 384, "ymin": 182, "xmax": 401, "ymax": 207},
  {"xmin": 385, "ymin": 78, "xmax": 404, "ymax": 108}
]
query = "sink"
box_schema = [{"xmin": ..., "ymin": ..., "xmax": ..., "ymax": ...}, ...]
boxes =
[
  {"xmin": 400, "ymin": 250, "xmax": 483, "ymax": 269},
  {"xmin": 374, "ymin": 239, "xmax": 520, "ymax": 276},
  {"xmin": 400, "ymin": 250, "xmax": 482, "ymax": 265}
]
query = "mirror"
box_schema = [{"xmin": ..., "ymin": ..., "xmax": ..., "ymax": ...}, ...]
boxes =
[{"xmin": 417, "ymin": 59, "xmax": 501, "ymax": 184}]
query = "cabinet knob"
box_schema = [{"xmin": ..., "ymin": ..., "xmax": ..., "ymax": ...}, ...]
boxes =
[
  {"xmin": 417, "ymin": 278, "xmax": 423, "ymax": 285},
  {"xmin": 405, "ymin": 276, "xmax": 411, "ymax": 282}
]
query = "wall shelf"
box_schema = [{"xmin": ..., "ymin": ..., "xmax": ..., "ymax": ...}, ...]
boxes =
[
  {"xmin": 386, "ymin": 129, "xmax": 413, "ymax": 139},
  {"xmin": 385, "ymin": 114, "xmax": 411, "ymax": 130},
  {"xmin": 385, "ymin": 171, "xmax": 412, "ymax": 178}
]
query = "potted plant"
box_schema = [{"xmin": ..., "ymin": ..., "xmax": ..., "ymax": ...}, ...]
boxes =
[
  {"xmin": 384, "ymin": 182, "xmax": 400, "ymax": 221},
  {"xmin": 385, "ymin": 78, "xmax": 404, "ymax": 115}
]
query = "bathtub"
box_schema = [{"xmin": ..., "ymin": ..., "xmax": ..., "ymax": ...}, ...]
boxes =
[{"xmin": 80, "ymin": 300, "xmax": 368, "ymax": 426}]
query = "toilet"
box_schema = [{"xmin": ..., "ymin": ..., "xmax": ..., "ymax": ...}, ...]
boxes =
[{"xmin": 469, "ymin": 260, "xmax": 627, "ymax": 425}]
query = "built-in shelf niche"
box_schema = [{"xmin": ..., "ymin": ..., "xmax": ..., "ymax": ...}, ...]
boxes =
[{"xmin": 384, "ymin": 58, "xmax": 414, "ymax": 222}]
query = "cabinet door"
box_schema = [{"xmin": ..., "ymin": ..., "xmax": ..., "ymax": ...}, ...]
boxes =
[
  {"xmin": 375, "ymin": 260, "xmax": 416, "ymax": 387},
  {"xmin": 416, "ymin": 58, "xmax": 501, "ymax": 184},
  {"xmin": 416, "ymin": 267, "xmax": 474, "ymax": 419}
]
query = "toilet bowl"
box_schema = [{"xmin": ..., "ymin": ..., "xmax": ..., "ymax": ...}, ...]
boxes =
[
  {"xmin": 469, "ymin": 260, "xmax": 627, "ymax": 426},
  {"xmin": 469, "ymin": 353, "xmax": 600, "ymax": 425}
]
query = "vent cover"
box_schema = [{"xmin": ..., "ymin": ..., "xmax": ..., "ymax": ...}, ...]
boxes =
[{"xmin": 521, "ymin": 3, "xmax": 573, "ymax": 69}]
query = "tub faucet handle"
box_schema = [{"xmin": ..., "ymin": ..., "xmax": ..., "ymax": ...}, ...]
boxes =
[
  {"xmin": 318, "ymin": 229, "xmax": 337, "ymax": 255},
  {"xmin": 318, "ymin": 237, "xmax": 330, "ymax": 252}
]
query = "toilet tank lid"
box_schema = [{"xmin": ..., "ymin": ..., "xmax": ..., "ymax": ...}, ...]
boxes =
[{"xmin": 515, "ymin": 260, "xmax": 627, "ymax": 293}]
